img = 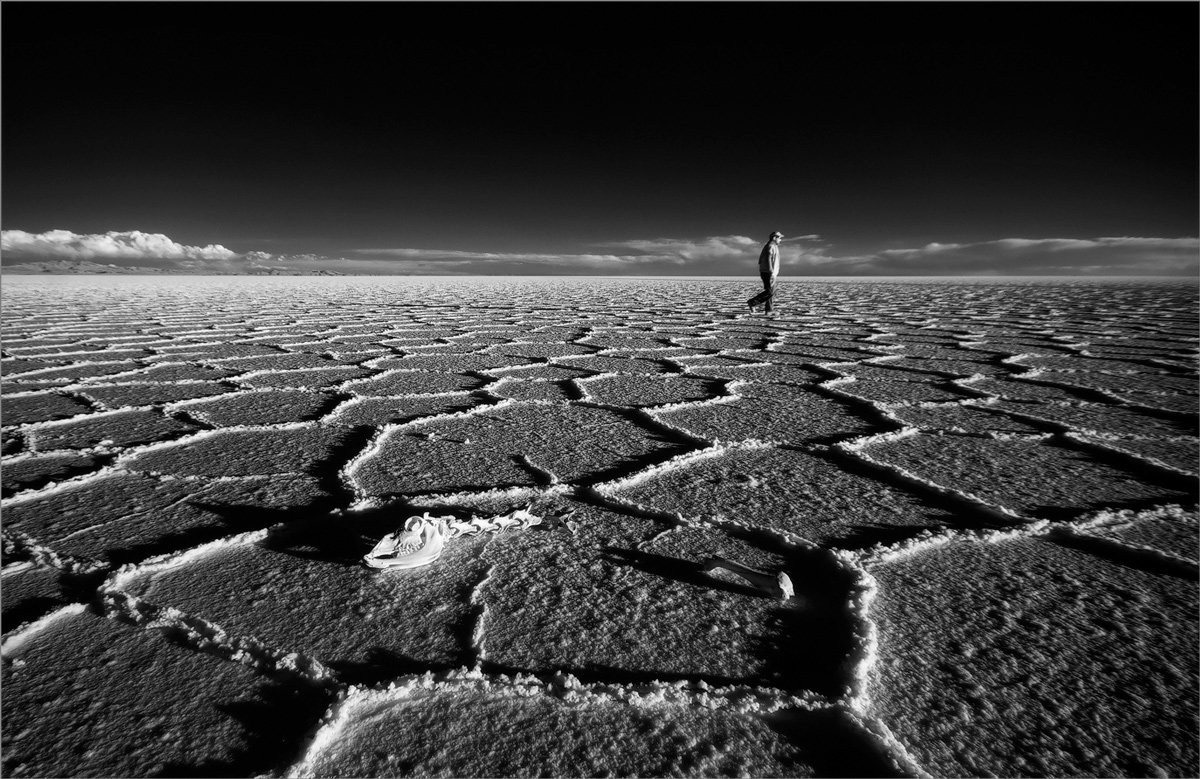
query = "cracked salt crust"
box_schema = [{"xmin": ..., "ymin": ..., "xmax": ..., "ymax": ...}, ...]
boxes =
[
  {"xmin": 3, "ymin": 361, "xmax": 146, "ymax": 385},
  {"xmin": 1033, "ymin": 369, "xmax": 1199, "ymax": 395},
  {"xmin": 288, "ymin": 675, "xmax": 849, "ymax": 778},
  {"xmin": 655, "ymin": 382, "xmax": 877, "ymax": 445},
  {"xmin": 832, "ymin": 378, "xmax": 975, "ymax": 405},
  {"xmin": 235, "ymin": 365, "xmax": 375, "ymax": 390},
  {"xmin": 1000, "ymin": 401, "xmax": 1198, "ymax": 439},
  {"xmin": 194, "ymin": 351, "xmax": 361, "ymax": 371},
  {"xmin": 610, "ymin": 446, "xmax": 956, "ymax": 546},
  {"xmin": 2, "ymin": 275, "xmax": 1196, "ymax": 778},
  {"xmin": 889, "ymin": 402, "xmax": 1048, "ymax": 436},
  {"xmin": 770, "ymin": 345, "xmax": 887, "ymax": 363},
  {"xmin": 4, "ymin": 472, "xmax": 332, "ymax": 563},
  {"xmin": 865, "ymin": 433, "xmax": 1190, "ymax": 518},
  {"xmin": 489, "ymin": 376, "xmax": 577, "ymax": 402},
  {"xmin": 579, "ymin": 373, "xmax": 724, "ymax": 407},
  {"xmin": 1, "ymin": 450, "xmax": 103, "ymax": 497},
  {"xmin": 342, "ymin": 368, "xmax": 488, "ymax": 396},
  {"xmin": 1074, "ymin": 506, "xmax": 1199, "ymax": 562},
  {"xmin": 353, "ymin": 401, "xmax": 683, "ymax": 496},
  {"xmin": 1, "ymin": 358, "xmax": 80, "ymax": 377},
  {"xmin": 1108, "ymin": 391, "xmax": 1200, "ymax": 415},
  {"xmin": 24, "ymin": 407, "xmax": 200, "ymax": 451},
  {"xmin": 110, "ymin": 526, "xmax": 492, "ymax": 677},
  {"xmin": 1069, "ymin": 433, "xmax": 1200, "ymax": 477},
  {"xmin": 825, "ymin": 362, "xmax": 957, "ymax": 382},
  {"xmin": 483, "ymin": 362, "xmax": 592, "ymax": 381},
  {"xmin": 866, "ymin": 530, "xmax": 1199, "ymax": 778},
  {"xmin": 118, "ymin": 423, "xmax": 358, "ymax": 478},
  {"xmin": 172, "ymin": 389, "xmax": 335, "ymax": 427},
  {"xmin": 959, "ymin": 375, "xmax": 1097, "ymax": 403},
  {"xmin": 369, "ymin": 352, "xmax": 536, "ymax": 372},
  {"xmin": 324, "ymin": 392, "xmax": 482, "ymax": 427},
  {"xmin": 2, "ymin": 607, "xmax": 332, "ymax": 778},
  {"xmin": 80, "ymin": 381, "xmax": 235, "ymax": 409},
  {"xmin": 1019, "ymin": 354, "xmax": 1183, "ymax": 373},
  {"xmin": 476, "ymin": 503, "xmax": 816, "ymax": 685},
  {"xmin": 684, "ymin": 360, "xmax": 831, "ymax": 386},
  {"xmin": 553, "ymin": 353, "xmax": 677, "ymax": 375}
]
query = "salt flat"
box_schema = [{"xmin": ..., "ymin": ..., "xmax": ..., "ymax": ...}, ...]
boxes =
[{"xmin": 2, "ymin": 275, "xmax": 1197, "ymax": 777}]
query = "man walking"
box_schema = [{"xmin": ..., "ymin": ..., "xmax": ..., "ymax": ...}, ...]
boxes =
[{"xmin": 747, "ymin": 231, "xmax": 782, "ymax": 314}]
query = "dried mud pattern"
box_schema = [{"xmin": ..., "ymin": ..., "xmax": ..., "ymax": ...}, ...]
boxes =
[
  {"xmin": 2, "ymin": 276, "xmax": 1197, "ymax": 778},
  {"xmin": 866, "ymin": 532, "xmax": 1199, "ymax": 778}
]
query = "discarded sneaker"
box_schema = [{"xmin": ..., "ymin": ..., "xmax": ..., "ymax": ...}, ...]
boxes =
[
  {"xmin": 363, "ymin": 514, "xmax": 448, "ymax": 570},
  {"xmin": 365, "ymin": 507, "xmax": 554, "ymax": 570},
  {"xmin": 363, "ymin": 516, "xmax": 444, "ymax": 569}
]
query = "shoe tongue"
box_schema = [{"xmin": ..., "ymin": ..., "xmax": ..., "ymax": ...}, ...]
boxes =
[{"xmin": 404, "ymin": 516, "xmax": 425, "ymax": 531}]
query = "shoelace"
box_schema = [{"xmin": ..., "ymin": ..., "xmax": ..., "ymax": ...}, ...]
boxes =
[{"xmin": 442, "ymin": 509, "xmax": 545, "ymax": 538}]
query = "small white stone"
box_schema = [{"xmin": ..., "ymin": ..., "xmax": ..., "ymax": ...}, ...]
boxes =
[{"xmin": 777, "ymin": 572, "xmax": 794, "ymax": 600}]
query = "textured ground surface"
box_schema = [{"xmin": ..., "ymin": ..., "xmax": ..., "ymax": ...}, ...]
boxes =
[{"xmin": 2, "ymin": 275, "xmax": 1197, "ymax": 777}]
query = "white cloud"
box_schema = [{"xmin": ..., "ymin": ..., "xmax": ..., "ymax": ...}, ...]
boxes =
[
  {"xmin": 604, "ymin": 234, "xmax": 826, "ymax": 264},
  {"xmin": 352, "ymin": 247, "xmax": 653, "ymax": 268},
  {"xmin": 840, "ymin": 236, "xmax": 1199, "ymax": 275},
  {"xmin": 0, "ymin": 230, "xmax": 360, "ymax": 274},
  {"xmin": 2, "ymin": 229, "xmax": 237, "ymax": 263},
  {"xmin": 352, "ymin": 234, "xmax": 1195, "ymax": 276},
  {"xmin": 4, "ymin": 229, "xmax": 1192, "ymax": 276},
  {"xmin": 349, "ymin": 235, "xmax": 833, "ymax": 275},
  {"xmin": 604, "ymin": 235, "xmax": 759, "ymax": 261}
]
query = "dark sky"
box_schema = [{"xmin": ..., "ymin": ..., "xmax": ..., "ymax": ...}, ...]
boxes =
[{"xmin": 3, "ymin": 2, "xmax": 1197, "ymax": 275}]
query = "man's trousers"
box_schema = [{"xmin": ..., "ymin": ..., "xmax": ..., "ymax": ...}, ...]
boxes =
[{"xmin": 747, "ymin": 272, "xmax": 775, "ymax": 312}]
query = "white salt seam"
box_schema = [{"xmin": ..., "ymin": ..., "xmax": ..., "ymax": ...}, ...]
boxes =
[
  {"xmin": 9, "ymin": 405, "xmax": 170, "ymax": 435},
  {"xmin": 593, "ymin": 440, "xmax": 770, "ymax": 495},
  {"xmin": 1062, "ymin": 432, "xmax": 1198, "ymax": 478},
  {"xmin": 404, "ymin": 485, "xmax": 572, "ymax": 511},
  {"xmin": 0, "ymin": 603, "xmax": 90, "ymax": 658},
  {"xmin": 285, "ymin": 664, "xmax": 837, "ymax": 777},
  {"xmin": 469, "ymin": 556, "xmax": 498, "ymax": 667},
  {"xmin": 0, "ymin": 560, "xmax": 36, "ymax": 577},
  {"xmin": 1, "ymin": 528, "xmax": 108, "ymax": 574},
  {"xmin": 849, "ymin": 502, "xmax": 1194, "ymax": 569},
  {"xmin": 0, "ymin": 463, "xmax": 136, "ymax": 507},
  {"xmin": 103, "ymin": 527, "xmax": 273, "ymax": 593},
  {"xmin": 1057, "ymin": 524, "xmax": 1199, "ymax": 572},
  {"xmin": 225, "ymin": 365, "xmax": 368, "ymax": 382},
  {"xmin": 834, "ymin": 435, "xmax": 1026, "ymax": 524}
]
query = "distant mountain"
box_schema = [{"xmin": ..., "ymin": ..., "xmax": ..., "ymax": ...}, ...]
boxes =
[
  {"xmin": 245, "ymin": 267, "xmax": 345, "ymax": 276},
  {"xmin": 2, "ymin": 260, "xmax": 343, "ymax": 276},
  {"xmin": 2, "ymin": 260, "xmax": 168, "ymax": 274}
]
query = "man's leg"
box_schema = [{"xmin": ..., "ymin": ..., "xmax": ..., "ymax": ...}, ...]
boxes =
[
  {"xmin": 748, "ymin": 278, "xmax": 766, "ymax": 311},
  {"xmin": 760, "ymin": 273, "xmax": 774, "ymax": 313}
]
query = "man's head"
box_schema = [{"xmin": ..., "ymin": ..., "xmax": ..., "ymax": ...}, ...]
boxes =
[{"xmin": 770, "ymin": 231, "xmax": 783, "ymax": 243}]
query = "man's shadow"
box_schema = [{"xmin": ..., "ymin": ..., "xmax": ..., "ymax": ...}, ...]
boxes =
[
  {"xmin": 601, "ymin": 546, "xmax": 766, "ymax": 599},
  {"xmin": 601, "ymin": 529, "xmax": 858, "ymax": 701}
]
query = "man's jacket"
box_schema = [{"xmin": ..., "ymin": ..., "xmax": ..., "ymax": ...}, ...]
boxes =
[{"xmin": 758, "ymin": 242, "xmax": 780, "ymax": 276}]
